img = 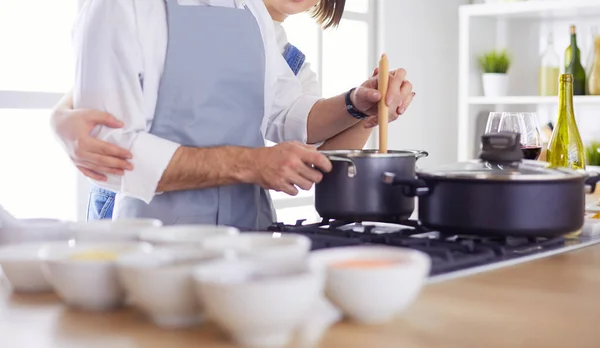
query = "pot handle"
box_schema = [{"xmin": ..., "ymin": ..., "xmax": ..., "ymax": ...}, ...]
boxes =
[
  {"xmin": 381, "ymin": 172, "xmax": 430, "ymax": 197},
  {"xmin": 585, "ymin": 173, "xmax": 600, "ymax": 194},
  {"xmin": 410, "ymin": 150, "xmax": 429, "ymax": 160},
  {"xmin": 327, "ymin": 156, "xmax": 357, "ymax": 178}
]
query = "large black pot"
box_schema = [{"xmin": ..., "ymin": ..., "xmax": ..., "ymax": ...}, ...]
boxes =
[
  {"xmin": 315, "ymin": 149, "xmax": 428, "ymax": 222},
  {"xmin": 383, "ymin": 133, "xmax": 600, "ymax": 237}
]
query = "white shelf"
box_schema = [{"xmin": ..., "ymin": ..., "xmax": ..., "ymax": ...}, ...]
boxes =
[
  {"xmin": 468, "ymin": 95, "xmax": 600, "ymax": 105},
  {"xmin": 460, "ymin": 0, "xmax": 600, "ymax": 19}
]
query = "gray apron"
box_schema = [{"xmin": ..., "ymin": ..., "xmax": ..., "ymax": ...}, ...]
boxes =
[{"xmin": 114, "ymin": 0, "xmax": 274, "ymax": 230}]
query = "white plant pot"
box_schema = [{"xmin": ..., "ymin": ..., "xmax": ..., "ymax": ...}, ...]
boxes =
[{"xmin": 482, "ymin": 73, "xmax": 508, "ymax": 97}]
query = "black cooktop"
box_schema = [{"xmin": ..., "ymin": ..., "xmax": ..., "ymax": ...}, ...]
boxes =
[{"xmin": 266, "ymin": 218, "xmax": 567, "ymax": 276}]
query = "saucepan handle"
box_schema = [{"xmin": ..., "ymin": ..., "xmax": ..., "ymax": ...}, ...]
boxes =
[
  {"xmin": 327, "ymin": 156, "xmax": 357, "ymax": 178},
  {"xmin": 407, "ymin": 150, "xmax": 429, "ymax": 160},
  {"xmin": 585, "ymin": 172, "xmax": 600, "ymax": 194},
  {"xmin": 381, "ymin": 172, "xmax": 430, "ymax": 197}
]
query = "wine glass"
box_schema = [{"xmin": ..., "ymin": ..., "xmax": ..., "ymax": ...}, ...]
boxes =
[
  {"xmin": 519, "ymin": 112, "xmax": 543, "ymax": 160},
  {"xmin": 485, "ymin": 112, "xmax": 504, "ymax": 134}
]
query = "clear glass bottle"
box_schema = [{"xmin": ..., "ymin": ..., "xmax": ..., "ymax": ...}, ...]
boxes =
[
  {"xmin": 539, "ymin": 32, "xmax": 560, "ymax": 96},
  {"xmin": 585, "ymin": 27, "xmax": 598, "ymax": 79},
  {"xmin": 588, "ymin": 36, "xmax": 600, "ymax": 95}
]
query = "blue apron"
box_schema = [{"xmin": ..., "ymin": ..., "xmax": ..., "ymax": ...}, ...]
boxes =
[{"xmin": 86, "ymin": 9, "xmax": 306, "ymax": 227}]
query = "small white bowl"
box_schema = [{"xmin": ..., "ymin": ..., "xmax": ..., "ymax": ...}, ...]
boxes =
[
  {"xmin": 139, "ymin": 225, "xmax": 239, "ymax": 246},
  {"xmin": 39, "ymin": 241, "xmax": 152, "ymax": 311},
  {"xmin": 201, "ymin": 232, "xmax": 311, "ymax": 262},
  {"xmin": 71, "ymin": 218, "xmax": 163, "ymax": 242},
  {"xmin": 0, "ymin": 241, "xmax": 69, "ymax": 293},
  {"xmin": 310, "ymin": 246, "xmax": 431, "ymax": 325},
  {"xmin": 193, "ymin": 259, "xmax": 323, "ymax": 348},
  {"xmin": 0, "ymin": 219, "xmax": 72, "ymax": 245},
  {"xmin": 116, "ymin": 246, "xmax": 224, "ymax": 328}
]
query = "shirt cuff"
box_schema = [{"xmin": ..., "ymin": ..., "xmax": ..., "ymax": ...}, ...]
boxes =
[
  {"xmin": 283, "ymin": 94, "xmax": 322, "ymax": 145},
  {"xmin": 121, "ymin": 133, "xmax": 181, "ymax": 204}
]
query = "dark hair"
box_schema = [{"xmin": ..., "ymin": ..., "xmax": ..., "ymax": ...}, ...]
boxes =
[{"xmin": 311, "ymin": 0, "xmax": 346, "ymax": 29}]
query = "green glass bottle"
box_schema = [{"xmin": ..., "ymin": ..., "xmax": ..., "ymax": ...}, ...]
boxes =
[
  {"xmin": 565, "ymin": 25, "xmax": 586, "ymax": 95},
  {"xmin": 564, "ymin": 29, "xmax": 581, "ymax": 71},
  {"xmin": 546, "ymin": 74, "xmax": 586, "ymax": 170}
]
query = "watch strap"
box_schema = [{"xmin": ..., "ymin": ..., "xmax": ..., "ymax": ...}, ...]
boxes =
[{"xmin": 345, "ymin": 88, "xmax": 369, "ymax": 120}]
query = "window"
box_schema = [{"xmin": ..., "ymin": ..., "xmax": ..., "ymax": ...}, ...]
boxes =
[
  {"xmin": 0, "ymin": 0, "xmax": 80, "ymax": 220},
  {"xmin": 273, "ymin": 1, "xmax": 378, "ymax": 223}
]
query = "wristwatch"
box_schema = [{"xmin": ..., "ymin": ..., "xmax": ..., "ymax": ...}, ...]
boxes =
[{"xmin": 345, "ymin": 87, "xmax": 369, "ymax": 120}]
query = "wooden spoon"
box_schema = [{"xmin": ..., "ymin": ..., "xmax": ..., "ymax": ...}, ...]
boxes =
[{"xmin": 378, "ymin": 53, "xmax": 389, "ymax": 154}]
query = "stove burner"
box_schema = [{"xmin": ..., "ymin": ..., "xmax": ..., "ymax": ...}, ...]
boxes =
[{"xmin": 266, "ymin": 219, "xmax": 566, "ymax": 276}]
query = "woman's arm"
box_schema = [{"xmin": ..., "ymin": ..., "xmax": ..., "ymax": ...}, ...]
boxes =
[
  {"xmin": 295, "ymin": 63, "xmax": 373, "ymax": 150},
  {"xmin": 318, "ymin": 121, "xmax": 373, "ymax": 150},
  {"xmin": 50, "ymin": 90, "xmax": 133, "ymax": 182}
]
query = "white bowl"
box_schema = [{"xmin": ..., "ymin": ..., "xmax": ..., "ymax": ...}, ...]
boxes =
[
  {"xmin": 0, "ymin": 241, "xmax": 69, "ymax": 293},
  {"xmin": 0, "ymin": 219, "xmax": 72, "ymax": 245},
  {"xmin": 193, "ymin": 259, "xmax": 323, "ymax": 348},
  {"xmin": 39, "ymin": 241, "xmax": 152, "ymax": 311},
  {"xmin": 116, "ymin": 246, "xmax": 224, "ymax": 328},
  {"xmin": 139, "ymin": 225, "xmax": 239, "ymax": 246},
  {"xmin": 71, "ymin": 218, "xmax": 163, "ymax": 242},
  {"xmin": 201, "ymin": 232, "xmax": 311, "ymax": 262},
  {"xmin": 309, "ymin": 246, "xmax": 431, "ymax": 325}
]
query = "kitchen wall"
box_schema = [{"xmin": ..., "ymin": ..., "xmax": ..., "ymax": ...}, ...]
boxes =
[{"xmin": 380, "ymin": 0, "xmax": 469, "ymax": 169}]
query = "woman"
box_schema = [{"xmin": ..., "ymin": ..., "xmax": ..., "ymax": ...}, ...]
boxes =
[{"xmin": 51, "ymin": 0, "xmax": 414, "ymax": 221}]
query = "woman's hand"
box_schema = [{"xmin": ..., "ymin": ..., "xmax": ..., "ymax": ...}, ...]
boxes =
[
  {"xmin": 350, "ymin": 67, "xmax": 415, "ymax": 128},
  {"xmin": 50, "ymin": 108, "xmax": 133, "ymax": 182}
]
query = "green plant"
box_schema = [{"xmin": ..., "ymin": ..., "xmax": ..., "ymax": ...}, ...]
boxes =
[
  {"xmin": 586, "ymin": 141, "xmax": 600, "ymax": 166},
  {"xmin": 478, "ymin": 49, "xmax": 511, "ymax": 74}
]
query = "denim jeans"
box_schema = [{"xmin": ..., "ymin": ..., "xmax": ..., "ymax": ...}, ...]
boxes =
[{"xmin": 86, "ymin": 186, "xmax": 116, "ymax": 221}]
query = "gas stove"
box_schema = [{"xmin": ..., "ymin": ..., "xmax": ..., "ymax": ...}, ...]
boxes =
[{"xmin": 267, "ymin": 218, "xmax": 600, "ymax": 282}]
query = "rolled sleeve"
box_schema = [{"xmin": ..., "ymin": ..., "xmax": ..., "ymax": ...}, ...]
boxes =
[
  {"xmin": 280, "ymin": 94, "xmax": 322, "ymax": 144},
  {"xmin": 122, "ymin": 133, "xmax": 180, "ymax": 203},
  {"xmin": 72, "ymin": 0, "xmax": 178, "ymax": 203},
  {"xmin": 264, "ymin": 53, "xmax": 322, "ymax": 145}
]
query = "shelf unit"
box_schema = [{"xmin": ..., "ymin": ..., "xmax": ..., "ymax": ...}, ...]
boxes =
[
  {"xmin": 458, "ymin": 0, "xmax": 600, "ymax": 161},
  {"xmin": 469, "ymin": 95, "xmax": 600, "ymax": 105}
]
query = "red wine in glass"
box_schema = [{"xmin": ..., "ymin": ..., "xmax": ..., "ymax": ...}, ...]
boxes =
[{"xmin": 521, "ymin": 145, "xmax": 542, "ymax": 160}]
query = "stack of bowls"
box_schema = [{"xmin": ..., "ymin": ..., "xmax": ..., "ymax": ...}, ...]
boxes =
[{"xmin": 0, "ymin": 218, "xmax": 72, "ymax": 293}]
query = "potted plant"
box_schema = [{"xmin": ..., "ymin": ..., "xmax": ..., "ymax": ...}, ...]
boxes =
[
  {"xmin": 478, "ymin": 49, "xmax": 511, "ymax": 97},
  {"xmin": 586, "ymin": 141, "xmax": 600, "ymax": 173}
]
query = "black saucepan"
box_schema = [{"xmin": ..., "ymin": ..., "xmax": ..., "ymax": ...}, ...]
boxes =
[
  {"xmin": 382, "ymin": 132, "xmax": 600, "ymax": 237},
  {"xmin": 315, "ymin": 149, "xmax": 428, "ymax": 222}
]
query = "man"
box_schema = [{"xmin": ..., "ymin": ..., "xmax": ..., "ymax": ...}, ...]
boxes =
[{"xmin": 72, "ymin": 0, "xmax": 413, "ymax": 229}]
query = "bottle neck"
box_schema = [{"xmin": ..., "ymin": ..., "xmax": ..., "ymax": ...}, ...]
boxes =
[
  {"xmin": 571, "ymin": 34, "xmax": 579, "ymax": 60},
  {"xmin": 559, "ymin": 79, "xmax": 575, "ymax": 118}
]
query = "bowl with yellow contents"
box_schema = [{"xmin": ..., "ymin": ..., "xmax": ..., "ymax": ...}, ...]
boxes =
[
  {"xmin": 39, "ymin": 241, "xmax": 152, "ymax": 311},
  {"xmin": 309, "ymin": 245, "xmax": 431, "ymax": 325}
]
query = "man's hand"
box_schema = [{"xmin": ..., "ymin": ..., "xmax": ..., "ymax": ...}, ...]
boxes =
[
  {"xmin": 243, "ymin": 142, "xmax": 333, "ymax": 196},
  {"xmin": 350, "ymin": 68, "xmax": 415, "ymax": 129},
  {"xmin": 50, "ymin": 109, "xmax": 133, "ymax": 181}
]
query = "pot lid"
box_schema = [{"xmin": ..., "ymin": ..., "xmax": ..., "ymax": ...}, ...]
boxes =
[
  {"xmin": 419, "ymin": 133, "xmax": 587, "ymax": 181},
  {"xmin": 320, "ymin": 149, "xmax": 428, "ymax": 159}
]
